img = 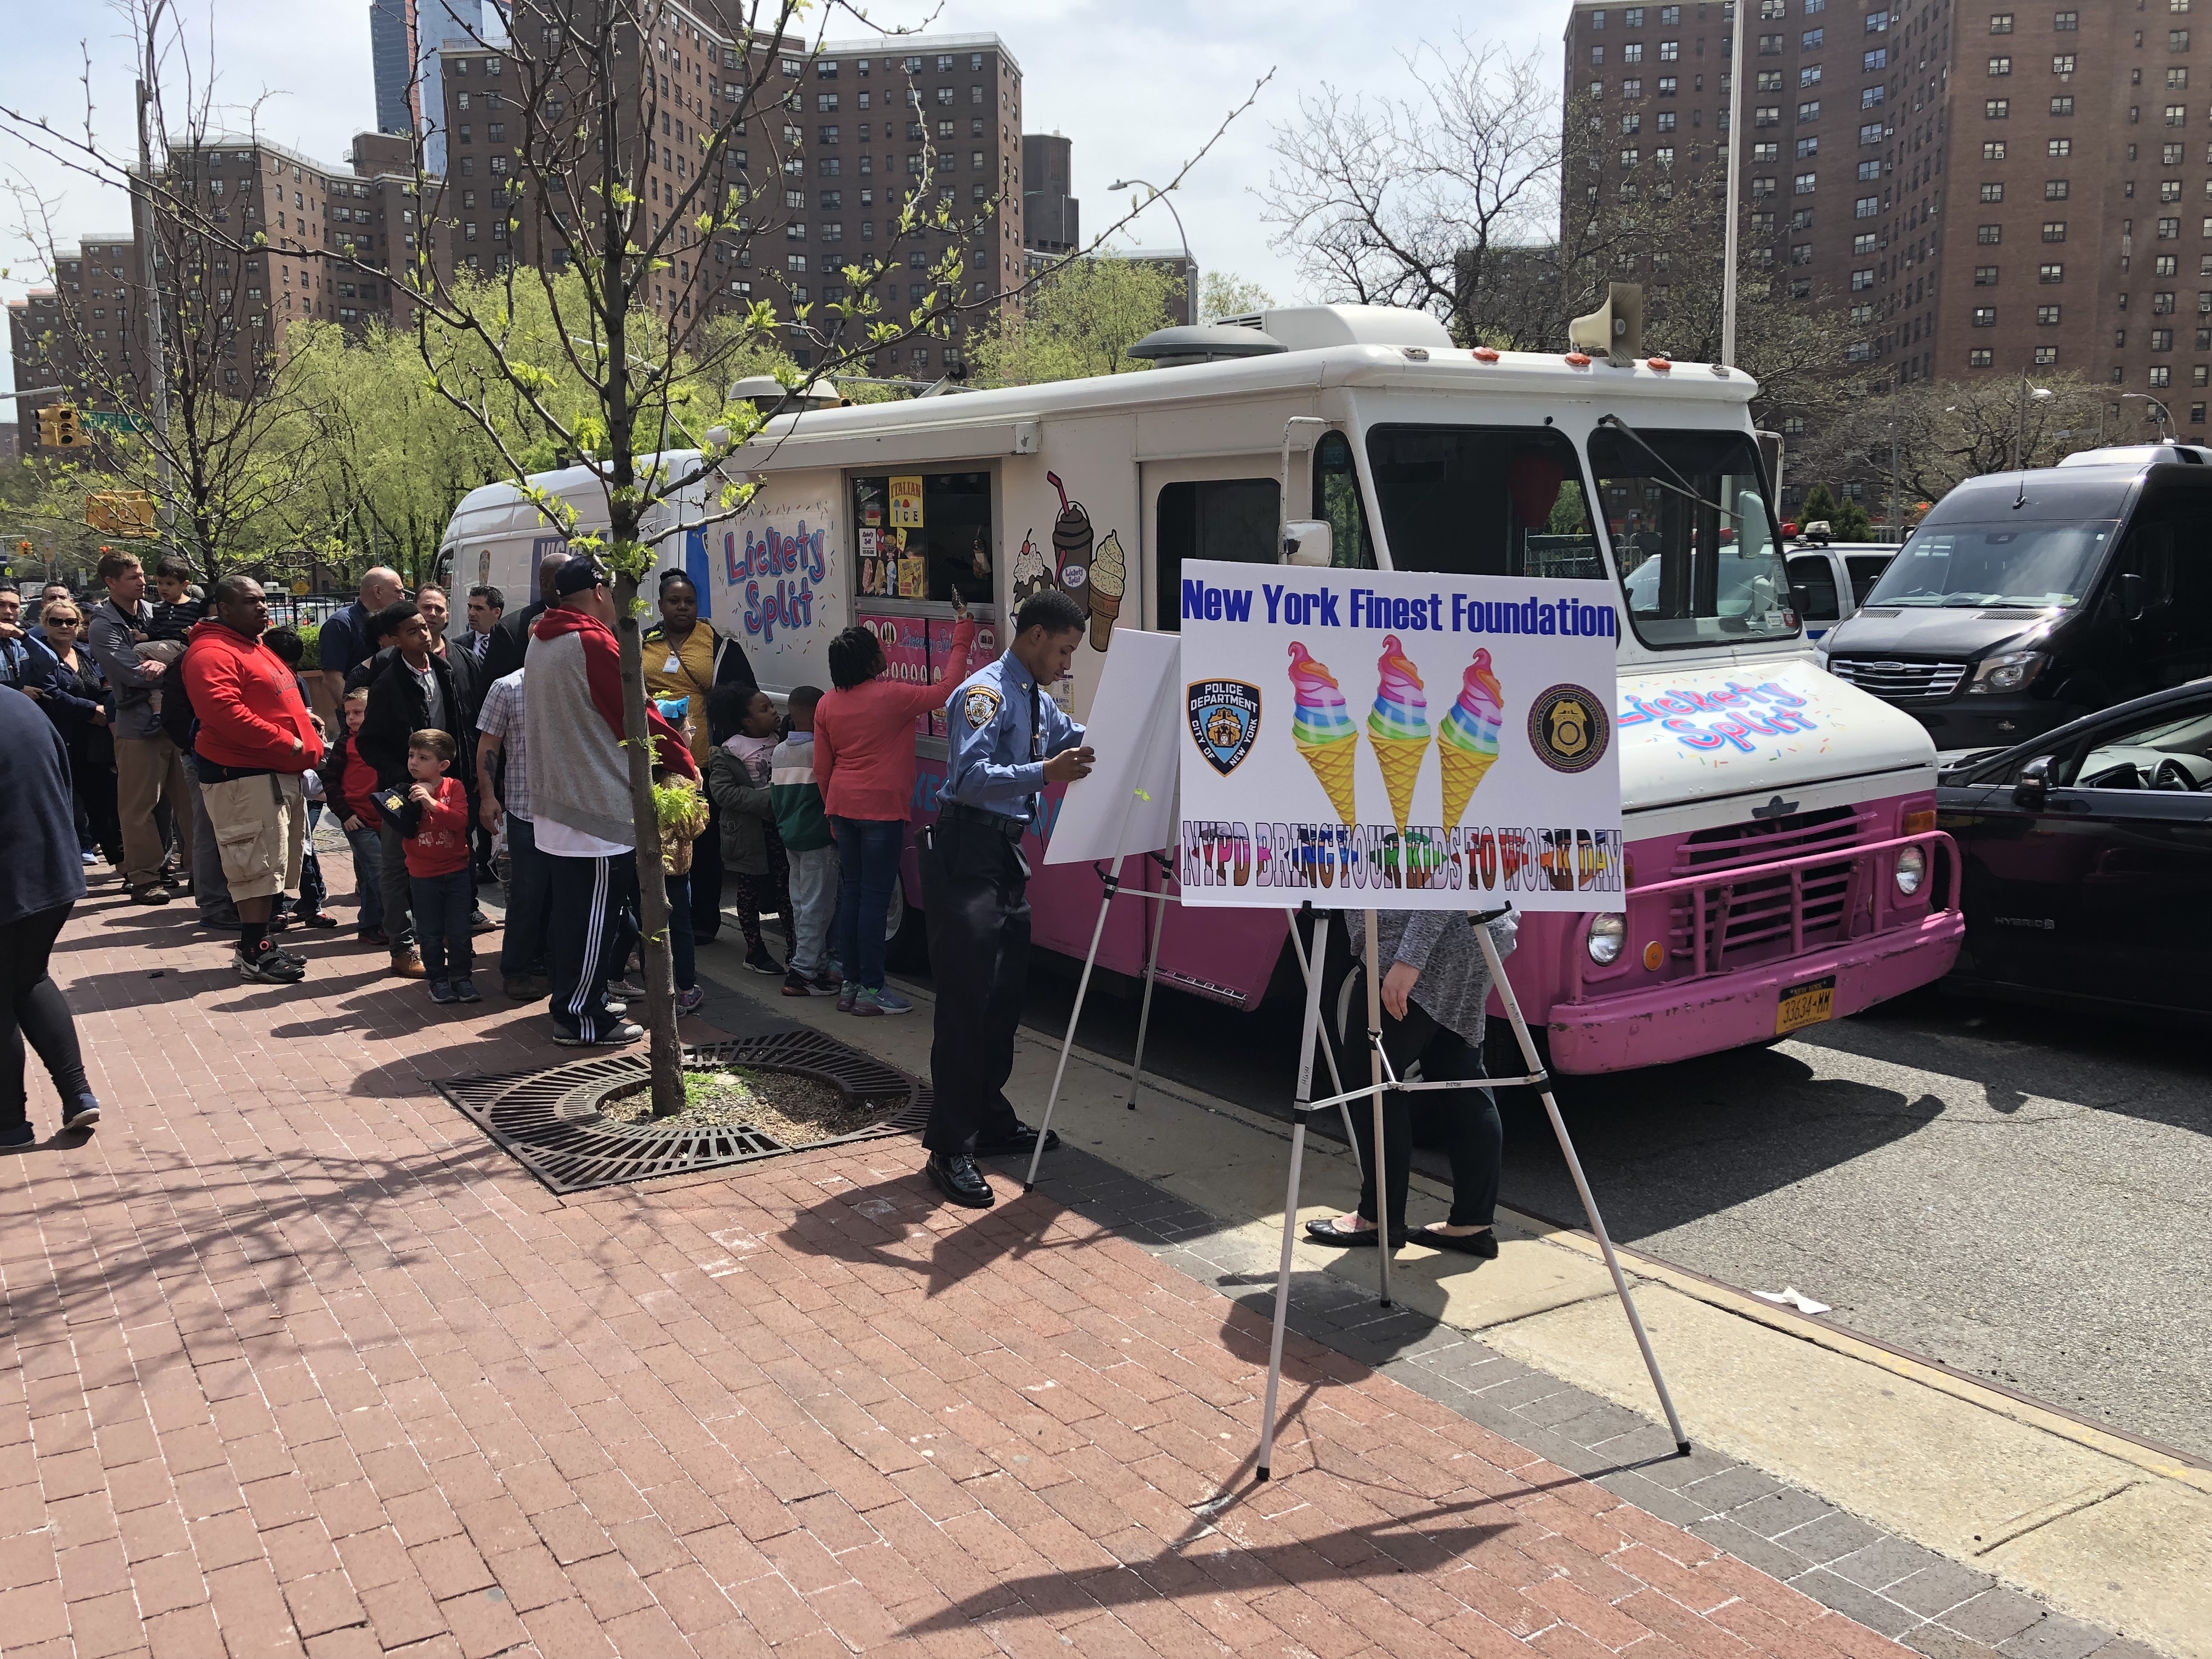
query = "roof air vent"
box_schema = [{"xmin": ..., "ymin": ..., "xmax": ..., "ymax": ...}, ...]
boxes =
[{"xmin": 1125, "ymin": 324, "xmax": 1290, "ymax": 369}]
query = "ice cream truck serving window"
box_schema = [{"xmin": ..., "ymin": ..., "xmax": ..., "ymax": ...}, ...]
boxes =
[
  {"xmin": 1363, "ymin": 425, "xmax": 1605, "ymax": 583},
  {"xmin": 851, "ymin": 472, "xmax": 993, "ymax": 602},
  {"xmin": 1588, "ymin": 426, "xmax": 1794, "ymax": 649}
]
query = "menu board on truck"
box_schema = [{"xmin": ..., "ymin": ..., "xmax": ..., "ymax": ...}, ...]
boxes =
[{"xmin": 1176, "ymin": 560, "xmax": 1622, "ymax": 911}]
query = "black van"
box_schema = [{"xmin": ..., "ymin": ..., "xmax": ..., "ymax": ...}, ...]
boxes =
[{"xmin": 1818, "ymin": 448, "xmax": 2212, "ymax": 750}]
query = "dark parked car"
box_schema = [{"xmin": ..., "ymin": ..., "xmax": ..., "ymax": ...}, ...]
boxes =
[
  {"xmin": 1821, "ymin": 447, "xmax": 2212, "ymax": 750},
  {"xmin": 1936, "ymin": 679, "xmax": 2212, "ymax": 1017}
]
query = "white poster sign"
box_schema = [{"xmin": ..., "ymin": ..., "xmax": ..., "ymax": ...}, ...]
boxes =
[
  {"xmin": 1176, "ymin": 560, "xmax": 1622, "ymax": 911},
  {"xmin": 1044, "ymin": 629, "xmax": 1181, "ymax": 865}
]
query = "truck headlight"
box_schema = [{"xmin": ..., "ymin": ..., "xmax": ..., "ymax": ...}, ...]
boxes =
[
  {"xmin": 1894, "ymin": 845, "xmax": 1927, "ymax": 896},
  {"xmin": 1966, "ymin": 651, "xmax": 2046, "ymax": 695},
  {"xmin": 1586, "ymin": 913, "xmax": 1626, "ymax": 965}
]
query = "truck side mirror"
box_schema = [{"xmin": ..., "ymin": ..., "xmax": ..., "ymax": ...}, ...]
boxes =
[
  {"xmin": 1282, "ymin": 520, "xmax": 1332, "ymax": 566},
  {"xmin": 2014, "ymin": 752, "xmax": 2055, "ymax": 808},
  {"xmin": 2119, "ymin": 570, "xmax": 2146, "ymax": 619}
]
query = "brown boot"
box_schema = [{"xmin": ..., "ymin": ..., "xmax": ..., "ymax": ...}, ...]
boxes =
[{"xmin": 389, "ymin": 947, "xmax": 426, "ymax": 979}]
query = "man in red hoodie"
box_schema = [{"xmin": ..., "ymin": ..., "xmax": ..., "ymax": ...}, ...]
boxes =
[
  {"xmin": 523, "ymin": 561, "xmax": 697, "ymax": 1045},
  {"xmin": 179, "ymin": 577, "xmax": 325, "ymax": 984}
]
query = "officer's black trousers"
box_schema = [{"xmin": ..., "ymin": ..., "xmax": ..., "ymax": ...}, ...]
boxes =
[{"xmin": 921, "ymin": 814, "xmax": 1028, "ymax": 1155}]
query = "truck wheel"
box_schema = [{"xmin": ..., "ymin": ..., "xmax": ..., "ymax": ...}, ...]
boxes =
[{"xmin": 884, "ymin": 876, "xmax": 928, "ymax": 972}]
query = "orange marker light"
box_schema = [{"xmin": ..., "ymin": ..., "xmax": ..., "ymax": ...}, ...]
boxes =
[{"xmin": 1643, "ymin": 941, "xmax": 1664, "ymax": 972}]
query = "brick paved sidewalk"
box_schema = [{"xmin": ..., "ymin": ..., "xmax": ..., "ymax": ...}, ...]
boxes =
[{"xmin": 2, "ymin": 894, "xmax": 1917, "ymax": 1659}]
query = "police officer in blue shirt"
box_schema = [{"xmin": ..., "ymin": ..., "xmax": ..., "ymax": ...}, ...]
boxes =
[{"xmin": 921, "ymin": 589, "xmax": 1094, "ymax": 1209}]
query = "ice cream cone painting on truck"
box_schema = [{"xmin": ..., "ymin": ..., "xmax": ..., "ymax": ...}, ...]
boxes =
[{"xmin": 637, "ymin": 296, "xmax": 1960, "ymax": 1074}]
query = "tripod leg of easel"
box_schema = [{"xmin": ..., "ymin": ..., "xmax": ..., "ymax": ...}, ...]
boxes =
[
  {"xmin": 1476, "ymin": 927, "xmax": 1691, "ymax": 1455},
  {"xmin": 1285, "ymin": 909, "xmax": 1358, "ymax": 1177},
  {"xmin": 1026, "ymin": 854, "xmax": 1124, "ymax": 1191},
  {"xmin": 1122, "ymin": 883, "xmax": 1169, "ymax": 1111},
  {"xmin": 1364, "ymin": 910, "xmax": 1392, "ymax": 1310},
  {"xmin": 1258, "ymin": 909, "xmax": 1330, "ymax": 1483}
]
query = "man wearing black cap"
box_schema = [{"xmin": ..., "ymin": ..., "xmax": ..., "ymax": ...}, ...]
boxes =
[{"xmin": 523, "ymin": 561, "xmax": 698, "ymax": 1045}]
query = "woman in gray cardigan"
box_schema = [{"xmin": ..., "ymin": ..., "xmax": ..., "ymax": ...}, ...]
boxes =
[{"xmin": 1306, "ymin": 910, "xmax": 1518, "ymax": 1256}]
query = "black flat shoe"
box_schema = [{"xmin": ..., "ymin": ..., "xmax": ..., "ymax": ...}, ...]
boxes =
[
  {"xmin": 927, "ymin": 1153, "xmax": 996, "ymax": 1209},
  {"xmin": 1418, "ymin": 1225, "xmax": 1499, "ymax": 1259},
  {"xmin": 973, "ymin": 1122, "xmax": 1059, "ymax": 1158},
  {"xmin": 1304, "ymin": 1217, "xmax": 1404, "ymax": 1248}
]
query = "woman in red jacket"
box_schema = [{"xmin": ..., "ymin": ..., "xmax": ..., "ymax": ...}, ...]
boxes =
[{"xmin": 814, "ymin": 594, "xmax": 976, "ymax": 1015}]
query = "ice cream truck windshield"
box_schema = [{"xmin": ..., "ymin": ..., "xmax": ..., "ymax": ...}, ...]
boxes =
[{"xmin": 697, "ymin": 303, "xmax": 1960, "ymax": 1074}]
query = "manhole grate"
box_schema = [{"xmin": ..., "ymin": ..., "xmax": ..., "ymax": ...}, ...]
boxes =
[{"xmin": 435, "ymin": 1028, "xmax": 932, "ymax": 1195}]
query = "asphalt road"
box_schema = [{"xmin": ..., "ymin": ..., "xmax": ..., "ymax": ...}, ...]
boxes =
[{"xmin": 973, "ymin": 955, "xmax": 2212, "ymax": 1466}]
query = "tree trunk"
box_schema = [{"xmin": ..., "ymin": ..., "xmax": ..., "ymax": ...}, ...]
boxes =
[{"xmin": 608, "ymin": 551, "xmax": 686, "ymax": 1119}]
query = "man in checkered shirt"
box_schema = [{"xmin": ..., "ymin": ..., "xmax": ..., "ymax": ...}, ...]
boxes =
[{"xmin": 473, "ymin": 666, "xmax": 552, "ymax": 1000}]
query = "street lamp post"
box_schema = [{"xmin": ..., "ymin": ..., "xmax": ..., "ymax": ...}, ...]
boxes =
[
  {"xmin": 134, "ymin": 0, "xmax": 174, "ymax": 546},
  {"xmin": 2013, "ymin": 372, "xmax": 2054, "ymax": 471},
  {"xmin": 2115, "ymin": 391, "xmax": 2174, "ymax": 441},
  {"xmin": 1721, "ymin": 0, "xmax": 1746, "ymax": 365},
  {"xmin": 1109, "ymin": 177, "xmax": 1194, "ymax": 323}
]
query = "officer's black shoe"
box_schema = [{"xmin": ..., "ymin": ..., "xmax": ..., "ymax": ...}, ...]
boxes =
[
  {"xmin": 973, "ymin": 1122, "xmax": 1059, "ymax": 1159},
  {"xmin": 926, "ymin": 1153, "xmax": 996, "ymax": 1209}
]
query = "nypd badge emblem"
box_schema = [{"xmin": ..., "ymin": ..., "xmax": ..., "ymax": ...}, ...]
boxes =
[
  {"xmin": 962, "ymin": 686, "xmax": 1002, "ymax": 731},
  {"xmin": 1188, "ymin": 680, "xmax": 1262, "ymax": 776},
  {"xmin": 1527, "ymin": 683, "xmax": 1609, "ymax": 774}
]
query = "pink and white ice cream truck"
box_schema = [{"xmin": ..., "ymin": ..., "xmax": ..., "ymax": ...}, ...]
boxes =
[{"xmin": 703, "ymin": 304, "xmax": 1962, "ymax": 1072}]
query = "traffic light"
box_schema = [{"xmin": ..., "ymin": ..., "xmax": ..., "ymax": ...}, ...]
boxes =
[
  {"xmin": 84, "ymin": 492, "xmax": 156, "ymax": 537},
  {"xmin": 46, "ymin": 404, "xmax": 86, "ymax": 448}
]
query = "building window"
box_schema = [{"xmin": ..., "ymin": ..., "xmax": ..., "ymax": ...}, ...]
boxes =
[
  {"xmin": 1659, "ymin": 76, "xmax": 1678, "ymax": 94},
  {"xmin": 1860, "ymin": 121, "xmax": 1885, "ymax": 143},
  {"xmin": 2175, "ymin": 29, "xmax": 2193, "ymax": 47},
  {"xmin": 2157, "ymin": 290, "xmax": 2179, "ymax": 312},
  {"xmin": 1973, "ymin": 307, "xmax": 1999, "ymax": 326},
  {"xmin": 2162, "ymin": 216, "xmax": 2183, "ymax": 236},
  {"xmin": 2152, "ymin": 364, "xmax": 2174, "ymax": 386},
  {"xmin": 1798, "ymin": 99, "xmax": 1821, "ymax": 120},
  {"xmin": 1856, "ymin": 232, "xmax": 1880, "ymax": 252},
  {"xmin": 1797, "ymin": 171, "xmax": 1819, "ymax": 193},
  {"xmin": 1864, "ymin": 84, "xmax": 1887, "ymax": 107},
  {"xmin": 1990, "ymin": 10, "xmax": 2016, "ymax": 27},
  {"xmin": 2044, "ymin": 221, "xmax": 2067, "ymax": 240},
  {"xmin": 1971, "ymin": 348, "xmax": 1995, "ymax": 366},
  {"xmin": 1803, "ymin": 26, "xmax": 1825, "ymax": 46},
  {"xmin": 2166, "ymin": 179, "xmax": 2187, "ymax": 201},
  {"xmin": 1625, "ymin": 42, "xmax": 1645, "ymax": 62},
  {"xmin": 1984, "ymin": 140, "xmax": 2007, "ymax": 159},
  {"xmin": 1981, "ymin": 182, "xmax": 2005, "ymax": 201},
  {"xmin": 2041, "ymin": 263, "xmax": 2066, "ymax": 281},
  {"xmin": 1801, "ymin": 65, "xmax": 1822, "ymax": 87},
  {"xmin": 1866, "ymin": 47, "xmax": 1888, "ymax": 70},
  {"xmin": 1989, "ymin": 56, "xmax": 2012, "ymax": 74},
  {"xmin": 2053, "ymin": 54, "xmax": 2076, "ymax": 74},
  {"xmin": 2036, "ymin": 347, "xmax": 2059, "ymax": 364},
  {"xmin": 1977, "ymin": 266, "xmax": 2002, "ymax": 285},
  {"xmin": 2052, "ymin": 97, "xmax": 2075, "ymax": 115},
  {"xmin": 1987, "ymin": 98, "xmax": 2010, "ymax": 117},
  {"xmin": 1761, "ymin": 32, "xmax": 1784, "ymax": 52},
  {"xmin": 2047, "ymin": 179, "xmax": 2070, "ymax": 199},
  {"xmin": 1979, "ymin": 223, "xmax": 2004, "ymax": 243},
  {"xmin": 1859, "ymin": 158, "xmax": 1882, "ymax": 179},
  {"xmin": 1757, "ymin": 105, "xmax": 1780, "ymax": 126},
  {"xmin": 2174, "ymin": 68, "xmax": 2192, "ymax": 89},
  {"xmin": 2039, "ymin": 304, "xmax": 2062, "ymax": 321},
  {"xmin": 1855, "ymin": 194, "xmax": 1880, "ymax": 216},
  {"xmin": 1852, "ymin": 267, "xmax": 1875, "ymax": 288},
  {"xmin": 2055, "ymin": 9, "xmax": 2077, "ymax": 26},
  {"xmin": 2168, "ymin": 105, "xmax": 2188, "ymax": 126}
]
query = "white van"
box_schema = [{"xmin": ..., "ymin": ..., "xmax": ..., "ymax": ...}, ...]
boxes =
[{"xmin": 435, "ymin": 452, "xmax": 709, "ymax": 614}]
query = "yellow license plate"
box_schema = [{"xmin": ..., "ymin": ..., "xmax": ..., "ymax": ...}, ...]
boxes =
[{"xmin": 1775, "ymin": 975, "xmax": 1836, "ymax": 1036}]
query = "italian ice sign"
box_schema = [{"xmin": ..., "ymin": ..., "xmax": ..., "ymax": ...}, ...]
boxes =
[{"xmin": 1175, "ymin": 561, "xmax": 1622, "ymax": 912}]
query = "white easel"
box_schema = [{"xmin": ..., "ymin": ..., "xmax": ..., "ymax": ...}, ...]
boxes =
[
  {"xmin": 1254, "ymin": 901, "xmax": 1690, "ymax": 1481},
  {"xmin": 1024, "ymin": 878, "xmax": 1364, "ymax": 1190}
]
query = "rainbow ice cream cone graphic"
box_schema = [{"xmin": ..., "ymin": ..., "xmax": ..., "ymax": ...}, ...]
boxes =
[
  {"xmin": 1365, "ymin": 635, "xmax": 1431, "ymax": 832},
  {"xmin": 1437, "ymin": 648, "xmax": 1506, "ymax": 826},
  {"xmin": 1288, "ymin": 642, "xmax": 1359, "ymax": 825}
]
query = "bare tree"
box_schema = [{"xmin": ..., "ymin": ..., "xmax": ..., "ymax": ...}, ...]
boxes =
[
  {"xmin": 1261, "ymin": 38, "xmax": 1863, "ymax": 433},
  {"xmin": 1802, "ymin": 371, "xmax": 2113, "ymax": 507}
]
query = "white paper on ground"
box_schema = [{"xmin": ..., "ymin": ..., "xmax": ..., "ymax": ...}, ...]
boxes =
[
  {"xmin": 1752, "ymin": 1286, "xmax": 1833, "ymax": 1316},
  {"xmin": 1043, "ymin": 628, "xmax": 1182, "ymax": 865}
]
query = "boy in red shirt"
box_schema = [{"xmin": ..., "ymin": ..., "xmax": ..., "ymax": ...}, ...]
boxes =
[{"xmin": 385, "ymin": 729, "xmax": 478, "ymax": 1003}]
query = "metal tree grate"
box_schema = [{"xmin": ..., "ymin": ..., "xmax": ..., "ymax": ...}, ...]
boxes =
[{"xmin": 435, "ymin": 1029, "xmax": 931, "ymax": 1195}]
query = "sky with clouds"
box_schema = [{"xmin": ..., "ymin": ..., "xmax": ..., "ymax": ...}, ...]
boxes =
[{"xmin": 2, "ymin": 0, "xmax": 1572, "ymax": 397}]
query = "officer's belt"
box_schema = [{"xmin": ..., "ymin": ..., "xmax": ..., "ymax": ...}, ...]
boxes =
[{"xmin": 937, "ymin": 803, "xmax": 1028, "ymax": 840}]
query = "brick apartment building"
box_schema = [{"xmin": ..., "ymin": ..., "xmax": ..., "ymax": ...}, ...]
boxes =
[
  {"xmin": 437, "ymin": 10, "xmax": 1025, "ymax": 373},
  {"xmin": 9, "ymin": 136, "xmax": 448, "ymax": 456},
  {"xmin": 1564, "ymin": 0, "xmax": 2212, "ymax": 472}
]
